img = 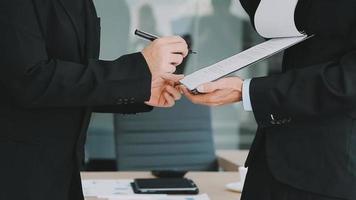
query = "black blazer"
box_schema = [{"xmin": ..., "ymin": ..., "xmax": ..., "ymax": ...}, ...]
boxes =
[
  {"xmin": 0, "ymin": 0, "xmax": 153, "ymax": 199},
  {"xmin": 240, "ymin": 0, "xmax": 356, "ymax": 199}
]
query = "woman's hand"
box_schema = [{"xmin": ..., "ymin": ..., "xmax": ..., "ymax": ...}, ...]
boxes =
[
  {"xmin": 180, "ymin": 77, "xmax": 244, "ymax": 106},
  {"xmin": 145, "ymin": 74, "xmax": 183, "ymax": 108},
  {"xmin": 142, "ymin": 36, "xmax": 188, "ymax": 108},
  {"xmin": 142, "ymin": 36, "xmax": 188, "ymax": 76}
]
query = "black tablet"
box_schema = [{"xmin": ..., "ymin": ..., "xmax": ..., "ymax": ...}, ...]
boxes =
[{"xmin": 132, "ymin": 178, "xmax": 199, "ymax": 195}]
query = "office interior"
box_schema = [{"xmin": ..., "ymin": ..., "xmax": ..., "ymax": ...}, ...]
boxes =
[{"xmin": 84, "ymin": 0, "xmax": 281, "ymax": 171}]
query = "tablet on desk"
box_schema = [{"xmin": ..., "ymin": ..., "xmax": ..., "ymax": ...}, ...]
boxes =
[{"xmin": 132, "ymin": 178, "xmax": 199, "ymax": 195}]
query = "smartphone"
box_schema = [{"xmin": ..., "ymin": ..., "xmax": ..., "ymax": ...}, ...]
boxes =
[
  {"xmin": 151, "ymin": 170, "xmax": 187, "ymax": 178},
  {"xmin": 132, "ymin": 178, "xmax": 199, "ymax": 195}
]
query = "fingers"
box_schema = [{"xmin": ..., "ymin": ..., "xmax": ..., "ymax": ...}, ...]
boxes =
[
  {"xmin": 180, "ymin": 86, "xmax": 195, "ymax": 99},
  {"xmin": 169, "ymin": 53, "xmax": 184, "ymax": 66},
  {"xmin": 163, "ymin": 92, "xmax": 175, "ymax": 107},
  {"xmin": 158, "ymin": 36, "xmax": 187, "ymax": 45},
  {"xmin": 197, "ymin": 77, "xmax": 244, "ymax": 93},
  {"xmin": 159, "ymin": 85, "xmax": 182, "ymax": 108},
  {"xmin": 145, "ymin": 80, "xmax": 183, "ymax": 108},
  {"xmin": 197, "ymin": 82, "xmax": 220, "ymax": 93},
  {"xmin": 182, "ymin": 89, "xmax": 215, "ymax": 106},
  {"xmin": 161, "ymin": 74, "xmax": 184, "ymax": 83},
  {"xmin": 180, "ymin": 85, "xmax": 242, "ymax": 106},
  {"xmin": 180, "ymin": 86, "xmax": 212, "ymax": 105},
  {"xmin": 165, "ymin": 85, "xmax": 182, "ymax": 100},
  {"xmin": 168, "ymin": 43, "xmax": 189, "ymax": 58},
  {"xmin": 196, "ymin": 79, "xmax": 229, "ymax": 93},
  {"xmin": 156, "ymin": 36, "xmax": 188, "ymax": 57},
  {"xmin": 142, "ymin": 36, "xmax": 188, "ymax": 77},
  {"xmin": 165, "ymin": 64, "xmax": 177, "ymax": 74}
]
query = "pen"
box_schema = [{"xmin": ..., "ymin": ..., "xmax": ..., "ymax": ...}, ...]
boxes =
[{"xmin": 134, "ymin": 29, "xmax": 197, "ymax": 54}]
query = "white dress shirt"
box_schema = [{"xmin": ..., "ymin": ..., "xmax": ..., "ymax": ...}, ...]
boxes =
[{"xmin": 242, "ymin": 79, "xmax": 253, "ymax": 111}]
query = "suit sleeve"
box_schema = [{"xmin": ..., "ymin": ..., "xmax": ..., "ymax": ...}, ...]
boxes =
[
  {"xmin": 0, "ymin": 15, "xmax": 152, "ymax": 112},
  {"xmin": 93, "ymin": 104, "xmax": 153, "ymax": 114},
  {"xmin": 250, "ymin": 46, "xmax": 356, "ymax": 127}
]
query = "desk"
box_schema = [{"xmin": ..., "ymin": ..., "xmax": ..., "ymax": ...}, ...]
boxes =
[
  {"xmin": 216, "ymin": 150, "xmax": 249, "ymax": 171},
  {"xmin": 82, "ymin": 172, "xmax": 241, "ymax": 200}
]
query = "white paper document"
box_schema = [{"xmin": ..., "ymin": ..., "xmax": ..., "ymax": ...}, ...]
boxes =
[
  {"xmin": 103, "ymin": 194, "xmax": 210, "ymax": 200},
  {"xmin": 180, "ymin": 36, "xmax": 307, "ymax": 90},
  {"xmin": 180, "ymin": 0, "xmax": 308, "ymax": 91},
  {"xmin": 82, "ymin": 179, "xmax": 135, "ymax": 197},
  {"xmin": 83, "ymin": 179, "xmax": 210, "ymax": 200}
]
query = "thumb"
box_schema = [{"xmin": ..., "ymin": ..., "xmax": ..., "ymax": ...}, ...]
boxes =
[
  {"xmin": 197, "ymin": 78, "xmax": 229, "ymax": 93},
  {"xmin": 197, "ymin": 82, "xmax": 219, "ymax": 93},
  {"xmin": 197, "ymin": 77, "xmax": 242, "ymax": 93}
]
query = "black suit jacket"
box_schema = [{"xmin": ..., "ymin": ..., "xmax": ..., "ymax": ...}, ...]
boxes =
[
  {"xmin": 240, "ymin": 0, "xmax": 356, "ymax": 199},
  {"xmin": 0, "ymin": 0, "xmax": 153, "ymax": 199}
]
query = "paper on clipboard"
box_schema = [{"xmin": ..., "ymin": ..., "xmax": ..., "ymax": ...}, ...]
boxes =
[
  {"xmin": 180, "ymin": 0, "xmax": 308, "ymax": 91},
  {"xmin": 180, "ymin": 36, "xmax": 307, "ymax": 91}
]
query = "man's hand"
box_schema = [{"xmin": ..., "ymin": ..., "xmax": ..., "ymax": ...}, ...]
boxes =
[
  {"xmin": 141, "ymin": 36, "xmax": 188, "ymax": 108},
  {"xmin": 180, "ymin": 77, "xmax": 243, "ymax": 107}
]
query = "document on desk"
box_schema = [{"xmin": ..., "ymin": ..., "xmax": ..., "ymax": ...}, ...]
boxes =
[
  {"xmin": 82, "ymin": 179, "xmax": 134, "ymax": 197},
  {"xmin": 180, "ymin": 0, "xmax": 309, "ymax": 91},
  {"xmin": 102, "ymin": 194, "xmax": 210, "ymax": 200},
  {"xmin": 82, "ymin": 179, "xmax": 210, "ymax": 200}
]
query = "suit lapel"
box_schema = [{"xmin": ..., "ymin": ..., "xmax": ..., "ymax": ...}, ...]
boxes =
[
  {"xmin": 57, "ymin": 0, "xmax": 86, "ymax": 59},
  {"xmin": 85, "ymin": 0, "xmax": 101, "ymax": 59},
  {"xmin": 56, "ymin": 0, "xmax": 100, "ymax": 60}
]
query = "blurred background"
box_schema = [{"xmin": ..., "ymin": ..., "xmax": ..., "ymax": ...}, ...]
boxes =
[{"xmin": 84, "ymin": 0, "xmax": 282, "ymax": 171}]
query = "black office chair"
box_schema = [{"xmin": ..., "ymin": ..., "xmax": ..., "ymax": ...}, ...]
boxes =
[{"xmin": 113, "ymin": 97, "xmax": 218, "ymax": 171}]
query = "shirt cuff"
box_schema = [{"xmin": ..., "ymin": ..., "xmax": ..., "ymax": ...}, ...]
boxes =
[{"xmin": 242, "ymin": 79, "xmax": 253, "ymax": 111}]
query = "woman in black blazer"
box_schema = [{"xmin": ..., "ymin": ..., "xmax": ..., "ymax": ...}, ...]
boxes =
[
  {"xmin": 0, "ymin": 0, "xmax": 188, "ymax": 199},
  {"xmin": 182, "ymin": 0, "xmax": 356, "ymax": 199}
]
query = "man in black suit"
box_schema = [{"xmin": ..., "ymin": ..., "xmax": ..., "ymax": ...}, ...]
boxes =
[
  {"xmin": 182, "ymin": 0, "xmax": 356, "ymax": 199},
  {"xmin": 0, "ymin": 0, "xmax": 188, "ymax": 199}
]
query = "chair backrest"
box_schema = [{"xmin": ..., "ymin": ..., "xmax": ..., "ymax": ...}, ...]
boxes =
[{"xmin": 113, "ymin": 97, "xmax": 218, "ymax": 171}]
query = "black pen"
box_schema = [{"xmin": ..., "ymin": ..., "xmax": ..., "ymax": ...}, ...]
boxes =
[{"xmin": 134, "ymin": 29, "xmax": 197, "ymax": 54}]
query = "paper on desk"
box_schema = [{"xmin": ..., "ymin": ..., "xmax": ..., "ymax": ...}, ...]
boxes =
[
  {"xmin": 82, "ymin": 179, "xmax": 134, "ymax": 197},
  {"xmin": 180, "ymin": 0, "xmax": 308, "ymax": 90},
  {"xmin": 104, "ymin": 194, "xmax": 210, "ymax": 200},
  {"xmin": 82, "ymin": 180, "xmax": 210, "ymax": 200},
  {"xmin": 97, "ymin": 195, "xmax": 165, "ymax": 200}
]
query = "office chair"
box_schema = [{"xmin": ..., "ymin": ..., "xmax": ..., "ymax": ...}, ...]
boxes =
[{"xmin": 113, "ymin": 97, "xmax": 218, "ymax": 171}]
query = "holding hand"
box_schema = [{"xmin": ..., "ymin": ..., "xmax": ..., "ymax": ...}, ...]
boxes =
[
  {"xmin": 145, "ymin": 74, "xmax": 184, "ymax": 108},
  {"xmin": 180, "ymin": 77, "xmax": 244, "ymax": 107},
  {"xmin": 142, "ymin": 36, "xmax": 188, "ymax": 75},
  {"xmin": 142, "ymin": 36, "xmax": 189, "ymax": 107}
]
